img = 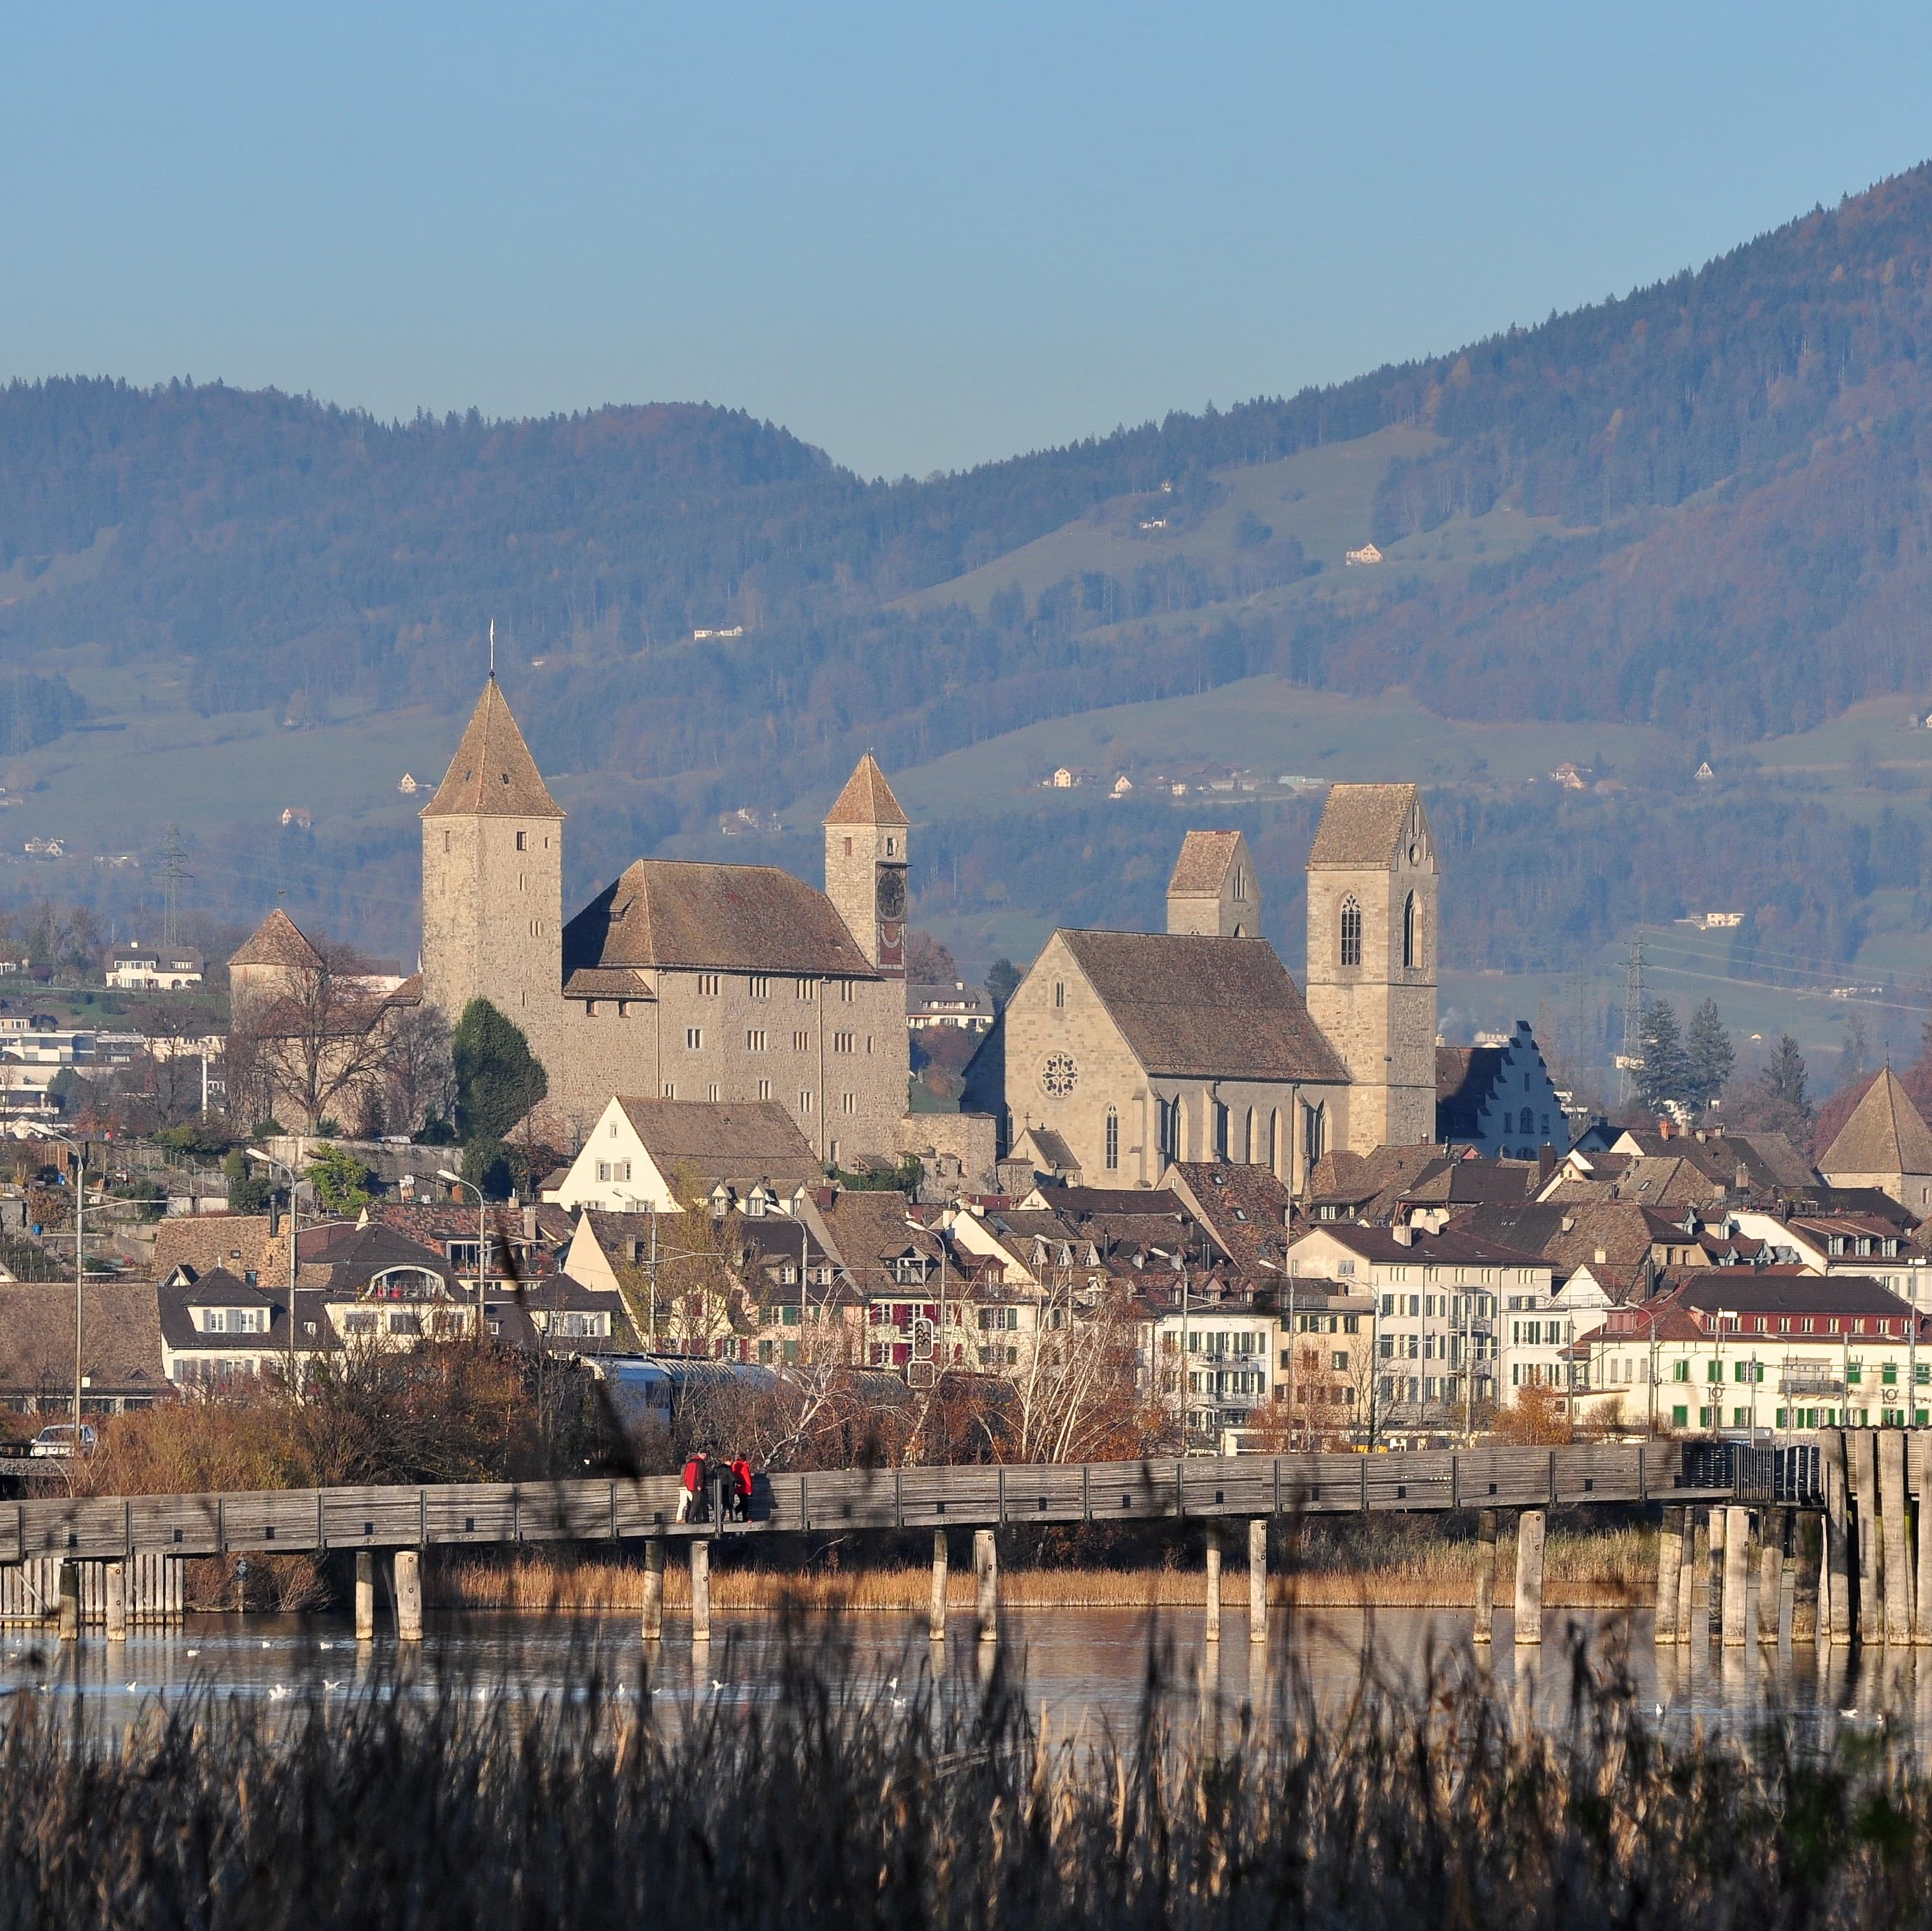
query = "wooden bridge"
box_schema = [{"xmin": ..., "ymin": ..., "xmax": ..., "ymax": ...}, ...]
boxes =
[{"xmin": 6, "ymin": 1439, "xmax": 1752, "ymax": 1644}]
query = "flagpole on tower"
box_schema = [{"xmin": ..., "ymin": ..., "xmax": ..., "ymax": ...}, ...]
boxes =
[{"xmin": 489, "ymin": 619, "xmax": 496, "ymax": 678}]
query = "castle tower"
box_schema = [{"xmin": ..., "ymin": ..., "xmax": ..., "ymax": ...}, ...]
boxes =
[
  {"xmin": 420, "ymin": 676, "xmax": 564, "ymax": 1034},
  {"xmin": 1166, "ymin": 830, "xmax": 1260, "ymax": 937},
  {"xmin": 1303, "ymin": 783, "xmax": 1438, "ymax": 1152},
  {"xmin": 824, "ymin": 753, "xmax": 909, "ymax": 976}
]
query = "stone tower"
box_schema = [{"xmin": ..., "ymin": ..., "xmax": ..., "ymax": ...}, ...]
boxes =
[
  {"xmin": 1303, "ymin": 783, "xmax": 1438, "ymax": 1153},
  {"xmin": 1166, "ymin": 830, "xmax": 1261, "ymax": 937},
  {"xmin": 824, "ymin": 753, "xmax": 909, "ymax": 976},
  {"xmin": 420, "ymin": 676, "xmax": 565, "ymax": 1036}
]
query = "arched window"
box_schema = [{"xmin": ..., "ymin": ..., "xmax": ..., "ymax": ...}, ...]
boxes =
[
  {"xmin": 1104, "ymin": 1108, "xmax": 1120, "ymax": 1171},
  {"xmin": 1339, "ymin": 897, "xmax": 1362, "ymax": 968},
  {"xmin": 1265, "ymin": 1108, "xmax": 1280, "ymax": 1175},
  {"xmin": 1403, "ymin": 890, "xmax": 1420, "ymax": 970},
  {"xmin": 1158, "ymin": 1097, "xmax": 1180, "ymax": 1162},
  {"xmin": 1242, "ymin": 1108, "xmax": 1256, "ymax": 1164},
  {"xmin": 1302, "ymin": 1100, "xmax": 1326, "ymax": 1170},
  {"xmin": 1214, "ymin": 1101, "xmax": 1231, "ymax": 1160}
]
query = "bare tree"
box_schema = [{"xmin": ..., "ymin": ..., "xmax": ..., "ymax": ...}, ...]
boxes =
[
  {"xmin": 382, "ymin": 1001, "xmax": 456, "ymax": 1134},
  {"xmin": 997, "ymin": 1274, "xmax": 1154, "ymax": 1464},
  {"xmin": 233, "ymin": 949, "xmax": 397, "ymax": 1132}
]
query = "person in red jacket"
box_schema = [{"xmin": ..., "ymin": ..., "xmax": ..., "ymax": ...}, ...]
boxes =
[
  {"xmin": 730, "ymin": 1455, "xmax": 754, "ymax": 1522},
  {"xmin": 676, "ymin": 1452, "xmax": 708, "ymax": 1524}
]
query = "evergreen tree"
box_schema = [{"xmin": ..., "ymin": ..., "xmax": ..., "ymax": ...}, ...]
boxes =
[
  {"xmin": 459, "ymin": 1136, "xmax": 520, "ymax": 1202},
  {"xmin": 1685, "ymin": 999, "xmax": 1735, "ymax": 1113},
  {"xmin": 1836, "ymin": 1011, "xmax": 1872, "ymax": 1093},
  {"xmin": 452, "ymin": 998, "xmax": 548, "ymax": 1144},
  {"xmin": 1758, "ymin": 1034, "xmax": 1810, "ymax": 1115},
  {"xmin": 1635, "ymin": 998, "xmax": 1691, "ymax": 1112},
  {"xmin": 985, "ymin": 958, "xmax": 1022, "ymax": 1009}
]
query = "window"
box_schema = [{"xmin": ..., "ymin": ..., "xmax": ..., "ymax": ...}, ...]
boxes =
[
  {"xmin": 842, "ymin": 1092, "xmax": 857, "ymax": 1114},
  {"xmin": 834, "ymin": 1030, "xmax": 855, "ymax": 1054},
  {"xmin": 662, "ymin": 1082, "xmax": 676, "ymax": 1099},
  {"xmin": 839, "ymin": 980, "xmax": 857, "ymax": 1003},
  {"xmin": 515, "ymin": 830, "xmax": 528, "ymax": 851},
  {"xmin": 1214, "ymin": 1102, "xmax": 1230, "ymax": 1160},
  {"xmin": 1302, "ymin": 1100, "xmax": 1326, "ymax": 1170},
  {"xmin": 705, "ymin": 1083, "xmax": 720, "ymax": 1102},
  {"xmin": 1339, "ymin": 897, "xmax": 1362, "ymax": 967},
  {"xmin": 746, "ymin": 1029, "xmax": 768, "ymax": 1052},
  {"xmin": 686, "ymin": 1027, "xmax": 703, "ymax": 1050},
  {"xmin": 1519, "ymin": 1108, "xmax": 1533, "ymax": 1136},
  {"xmin": 1105, "ymin": 1109, "xmax": 1119, "ymax": 1171},
  {"xmin": 793, "ymin": 1030, "xmax": 810, "ymax": 1052},
  {"xmin": 1054, "ymin": 981, "xmax": 1066, "ymax": 1009},
  {"xmin": 1158, "ymin": 1096, "xmax": 1180, "ymax": 1161},
  {"xmin": 749, "ymin": 976, "xmax": 770, "ymax": 1000},
  {"xmin": 797, "ymin": 979, "xmax": 816, "ymax": 1000},
  {"xmin": 1264, "ymin": 1108, "xmax": 1278, "ymax": 1171},
  {"xmin": 799, "ymin": 1090, "xmax": 815, "ymax": 1113},
  {"xmin": 1402, "ymin": 890, "xmax": 1419, "ymax": 970},
  {"xmin": 389, "ymin": 1311, "xmax": 422, "ymax": 1336},
  {"xmin": 842, "ymin": 837, "xmax": 853, "ymax": 857},
  {"xmin": 756, "ymin": 1079, "xmax": 772, "ymax": 1101},
  {"xmin": 698, "ymin": 973, "xmax": 720, "ymax": 997}
]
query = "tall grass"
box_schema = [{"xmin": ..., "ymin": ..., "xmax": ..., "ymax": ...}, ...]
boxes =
[{"xmin": 0, "ymin": 1623, "xmax": 1919, "ymax": 1927}]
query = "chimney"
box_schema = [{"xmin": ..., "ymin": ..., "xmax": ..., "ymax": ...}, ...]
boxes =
[
  {"xmin": 1594, "ymin": 1246, "xmax": 1608, "ymax": 1266},
  {"xmin": 1537, "ymin": 1146, "xmax": 1556, "ymax": 1185},
  {"xmin": 523, "ymin": 1204, "xmax": 537, "ymax": 1242},
  {"xmin": 1391, "ymin": 1224, "xmax": 1415, "ymax": 1248},
  {"xmin": 1657, "ymin": 1118, "xmax": 1673, "ymax": 1141}
]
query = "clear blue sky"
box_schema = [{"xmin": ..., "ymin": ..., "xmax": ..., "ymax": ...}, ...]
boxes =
[{"xmin": 6, "ymin": 2, "xmax": 1930, "ymax": 478}]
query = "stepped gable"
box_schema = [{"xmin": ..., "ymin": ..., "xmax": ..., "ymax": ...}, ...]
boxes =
[
  {"xmin": 420, "ymin": 675, "xmax": 562, "ymax": 819},
  {"xmin": 1306, "ymin": 783, "xmax": 1419, "ymax": 869},
  {"xmin": 823, "ymin": 753, "xmax": 907, "ymax": 827},
  {"xmin": 1819, "ymin": 1066, "xmax": 1932, "ymax": 1179},
  {"xmin": 229, "ymin": 907, "xmax": 323, "ymax": 970},
  {"xmin": 1060, "ymin": 930, "xmax": 1347, "ymax": 1084},
  {"xmin": 563, "ymin": 860, "xmax": 876, "ymax": 978}
]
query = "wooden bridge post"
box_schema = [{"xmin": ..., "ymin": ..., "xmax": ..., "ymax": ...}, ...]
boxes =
[
  {"xmin": 1852, "ymin": 1428, "xmax": 1882, "ymax": 1644},
  {"xmin": 930, "ymin": 1531, "xmax": 948, "ymax": 1641},
  {"xmin": 56, "ymin": 1561, "xmax": 79, "ymax": 1642},
  {"xmin": 641, "ymin": 1540, "xmax": 665, "ymax": 1642},
  {"xmin": 1678, "ymin": 1514, "xmax": 1698, "ymax": 1644},
  {"xmin": 1247, "ymin": 1519, "xmax": 1267, "ymax": 1643},
  {"xmin": 1793, "ymin": 1510, "xmax": 1821, "ymax": 1645},
  {"xmin": 1821, "ymin": 1428, "xmax": 1851, "ymax": 1644},
  {"xmin": 690, "ymin": 1540, "xmax": 712, "ymax": 1645},
  {"xmin": 1758, "ymin": 1515, "xmax": 1782, "ymax": 1648},
  {"xmin": 1204, "ymin": 1526, "xmax": 1223, "ymax": 1644},
  {"xmin": 105, "ymin": 1561, "xmax": 127, "ymax": 1643},
  {"xmin": 1707, "ymin": 1506, "xmax": 1726, "ymax": 1641},
  {"xmin": 974, "ymin": 1529, "xmax": 998, "ymax": 1643},
  {"xmin": 1722, "ymin": 1506, "xmax": 1749, "ymax": 1646},
  {"xmin": 1513, "ymin": 1509, "xmax": 1545, "ymax": 1645},
  {"xmin": 1912, "ymin": 1432, "xmax": 1932, "ymax": 1644},
  {"xmin": 1654, "ymin": 1506, "xmax": 1682, "ymax": 1645},
  {"xmin": 393, "ymin": 1551, "xmax": 423, "ymax": 1643},
  {"xmin": 1474, "ymin": 1509, "xmax": 1497, "ymax": 1644},
  {"xmin": 1880, "ymin": 1428, "xmax": 1913, "ymax": 1643},
  {"xmin": 355, "ymin": 1551, "xmax": 375, "ymax": 1641}
]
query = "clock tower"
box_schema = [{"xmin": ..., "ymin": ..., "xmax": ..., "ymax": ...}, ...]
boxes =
[{"xmin": 824, "ymin": 752, "xmax": 910, "ymax": 977}]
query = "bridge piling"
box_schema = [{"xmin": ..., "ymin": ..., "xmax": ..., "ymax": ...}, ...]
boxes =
[
  {"xmin": 690, "ymin": 1540, "xmax": 712, "ymax": 1644},
  {"xmin": 930, "ymin": 1531, "xmax": 948, "ymax": 1641},
  {"xmin": 355, "ymin": 1551, "xmax": 375, "ymax": 1641},
  {"xmin": 1821, "ymin": 1428, "xmax": 1851, "ymax": 1643},
  {"xmin": 1913, "ymin": 1433, "xmax": 1932, "ymax": 1644},
  {"xmin": 393, "ymin": 1551, "xmax": 423, "ymax": 1642},
  {"xmin": 1205, "ymin": 1527, "xmax": 1223, "ymax": 1644},
  {"xmin": 1654, "ymin": 1507, "xmax": 1682, "ymax": 1644},
  {"xmin": 1880, "ymin": 1428, "xmax": 1913, "ymax": 1643},
  {"xmin": 1723, "ymin": 1506, "xmax": 1749, "ymax": 1646},
  {"xmin": 641, "ymin": 1540, "xmax": 665, "ymax": 1642},
  {"xmin": 1678, "ymin": 1515, "xmax": 1698, "ymax": 1644},
  {"xmin": 1758, "ymin": 1515, "xmax": 1781, "ymax": 1648},
  {"xmin": 1852, "ymin": 1428, "xmax": 1882, "ymax": 1644},
  {"xmin": 1514, "ymin": 1509, "xmax": 1545, "ymax": 1645},
  {"xmin": 1708, "ymin": 1507, "xmax": 1726, "ymax": 1641},
  {"xmin": 1474, "ymin": 1509, "xmax": 1496, "ymax": 1644},
  {"xmin": 56, "ymin": 1562, "xmax": 78, "ymax": 1642},
  {"xmin": 1248, "ymin": 1519, "xmax": 1267, "ymax": 1643},
  {"xmin": 974, "ymin": 1529, "xmax": 998, "ymax": 1643},
  {"xmin": 105, "ymin": 1561, "xmax": 126, "ymax": 1644}
]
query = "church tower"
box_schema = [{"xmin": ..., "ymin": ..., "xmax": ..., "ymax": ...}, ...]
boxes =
[
  {"xmin": 1303, "ymin": 783, "xmax": 1438, "ymax": 1153},
  {"xmin": 420, "ymin": 676, "xmax": 565, "ymax": 1036},
  {"xmin": 824, "ymin": 753, "xmax": 909, "ymax": 976},
  {"xmin": 1167, "ymin": 830, "xmax": 1261, "ymax": 937}
]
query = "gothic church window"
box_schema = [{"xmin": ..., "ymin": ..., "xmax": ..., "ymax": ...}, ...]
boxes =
[
  {"xmin": 1340, "ymin": 898, "xmax": 1362, "ymax": 968},
  {"xmin": 1105, "ymin": 1109, "xmax": 1119, "ymax": 1170},
  {"xmin": 1403, "ymin": 891, "xmax": 1420, "ymax": 970}
]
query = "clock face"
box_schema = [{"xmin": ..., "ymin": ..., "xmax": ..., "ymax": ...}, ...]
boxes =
[
  {"xmin": 875, "ymin": 866, "xmax": 907, "ymax": 920},
  {"xmin": 1040, "ymin": 1052, "xmax": 1078, "ymax": 1099}
]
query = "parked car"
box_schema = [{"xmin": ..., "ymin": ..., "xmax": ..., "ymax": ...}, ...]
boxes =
[{"xmin": 28, "ymin": 1424, "xmax": 96, "ymax": 1458}]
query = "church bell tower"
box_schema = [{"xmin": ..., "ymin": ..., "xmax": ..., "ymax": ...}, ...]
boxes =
[{"xmin": 824, "ymin": 753, "xmax": 909, "ymax": 976}]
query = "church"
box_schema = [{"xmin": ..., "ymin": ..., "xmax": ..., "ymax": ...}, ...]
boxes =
[
  {"xmin": 961, "ymin": 785, "xmax": 1441, "ymax": 1191},
  {"xmin": 413, "ymin": 675, "xmax": 912, "ymax": 1159}
]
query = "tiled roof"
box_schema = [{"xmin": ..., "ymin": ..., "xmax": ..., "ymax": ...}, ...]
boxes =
[
  {"xmin": 1671, "ymin": 1271, "xmax": 1915, "ymax": 1318},
  {"xmin": 613, "ymin": 1098, "xmax": 821, "ymax": 1193},
  {"xmin": 0, "ymin": 1285, "xmax": 165, "ymax": 1394},
  {"xmin": 1060, "ymin": 930, "xmax": 1348, "ymax": 1083},
  {"xmin": 1167, "ymin": 830, "xmax": 1243, "ymax": 897},
  {"xmin": 1297, "ymin": 1222, "xmax": 1547, "ymax": 1269},
  {"xmin": 1819, "ymin": 1067, "xmax": 1932, "ymax": 1179},
  {"xmin": 420, "ymin": 678, "xmax": 563, "ymax": 819},
  {"xmin": 229, "ymin": 908, "xmax": 324, "ymax": 970},
  {"xmin": 1306, "ymin": 783, "xmax": 1420, "ymax": 870},
  {"xmin": 564, "ymin": 860, "xmax": 876, "ymax": 977},
  {"xmin": 823, "ymin": 754, "xmax": 908, "ymax": 827},
  {"xmin": 561, "ymin": 967, "xmax": 654, "ymax": 1000}
]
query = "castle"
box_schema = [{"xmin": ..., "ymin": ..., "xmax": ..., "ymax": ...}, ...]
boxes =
[{"xmin": 405, "ymin": 675, "xmax": 913, "ymax": 1157}]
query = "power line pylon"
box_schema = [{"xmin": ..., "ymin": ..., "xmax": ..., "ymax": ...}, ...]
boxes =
[
  {"xmin": 1617, "ymin": 935, "xmax": 1646, "ymax": 1107},
  {"xmin": 159, "ymin": 825, "xmax": 193, "ymax": 947}
]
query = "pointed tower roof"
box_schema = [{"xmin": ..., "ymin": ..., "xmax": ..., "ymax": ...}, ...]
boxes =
[
  {"xmin": 421, "ymin": 678, "xmax": 562, "ymax": 820},
  {"xmin": 1307, "ymin": 783, "xmax": 1425, "ymax": 869},
  {"xmin": 823, "ymin": 753, "xmax": 907, "ymax": 828},
  {"xmin": 1819, "ymin": 1065, "xmax": 1932, "ymax": 1178},
  {"xmin": 1168, "ymin": 830, "xmax": 1244, "ymax": 897},
  {"xmin": 230, "ymin": 906, "xmax": 324, "ymax": 970}
]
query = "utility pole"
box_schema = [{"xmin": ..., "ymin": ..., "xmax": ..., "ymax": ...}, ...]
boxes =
[{"xmin": 1618, "ymin": 935, "xmax": 1647, "ymax": 1108}]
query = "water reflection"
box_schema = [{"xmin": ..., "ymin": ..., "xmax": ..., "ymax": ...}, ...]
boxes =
[{"xmin": 1, "ymin": 1604, "xmax": 1924, "ymax": 1749}]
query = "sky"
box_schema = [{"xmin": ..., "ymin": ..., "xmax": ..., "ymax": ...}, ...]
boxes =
[{"xmin": 6, "ymin": 2, "xmax": 1932, "ymax": 479}]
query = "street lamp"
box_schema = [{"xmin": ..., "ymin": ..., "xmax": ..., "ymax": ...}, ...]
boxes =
[
  {"xmin": 31, "ymin": 1127, "xmax": 86, "ymax": 1437},
  {"xmin": 438, "ymin": 1168, "xmax": 490, "ymax": 1338},
  {"xmin": 245, "ymin": 1139, "xmax": 304, "ymax": 1383}
]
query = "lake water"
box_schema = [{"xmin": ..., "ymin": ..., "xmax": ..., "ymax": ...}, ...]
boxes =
[{"xmin": 6, "ymin": 1604, "xmax": 1929, "ymax": 1751}]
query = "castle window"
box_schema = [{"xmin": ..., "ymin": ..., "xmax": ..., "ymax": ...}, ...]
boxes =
[
  {"xmin": 617, "ymin": 1001, "xmax": 631, "ymax": 1018},
  {"xmin": 839, "ymin": 980, "xmax": 857, "ymax": 1003},
  {"xmin": 1403, "ymin": 891, "xmax": 1419, "ymax": 970},
  {"xmin": 842, "ymin": 1092, "xmax": 857, "ymax": 1114},
  {"xmin": 706, "ymin": 1083, "xmax": 720, "ymax": 1101},
  {"xmin": 886, "ymin": 837, "xmax": 897, "ymax": 856},
  {"xmin": 662, "ymin": 1083, "xmax": 676, "ymax": 1099},
  {"xmin": 585, "ymin": 1000, "xmax": 599, "ymax": 1017},
  {"xmin": 516, "ymin": 830, "xmax": 528, "ymax": 852},
  {"xmin": 1339, "ymin": 898, "xmax": 1362, "ymax": 968},
  {"xmin": 443, "ymin": 831, "xmax": 452, "ymax": 854},
  {"xmin": 756, "ymin": 1079, "xmax": 772, "ymax": 1101},
  {"xmin": 796, "ymin": 978, "xmax": 815, "ymax": 1000},
  {"xmin": 746, "ymin": 1029, "xmax": 768, "ymax": 1052},
  {"xmin": 793, "ymin": 1030, "xmax": 810, "ymax": 1051},
  {"xmin": 843, "ymin": 838, "xmax": 853, "ymax": 857},
  {"xmin": 1234, "ymin": 865, "xmax": 1246, "ymax": 902},
  {"xmin": 799, "ymin": 1090, "xmax": 814, "ymax": 1113},
  {"xmin": 1105, "ymin": 1109, "xmax": 1119, "ymax": 1171},
  {"xmin": 834, "ymin": 1031, "xmax": 855, "ymax": 1054},
  {"xmin": 686, "ymin": 1027, "xmax": 703, "ymax": 1050},
  {"xmin": 698, "ymin": 974, "xmax": 720, "ymax": 997},
  {"xmin": 749, "ymin": 976, "xmax": 770, "ymax": 1000}
]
